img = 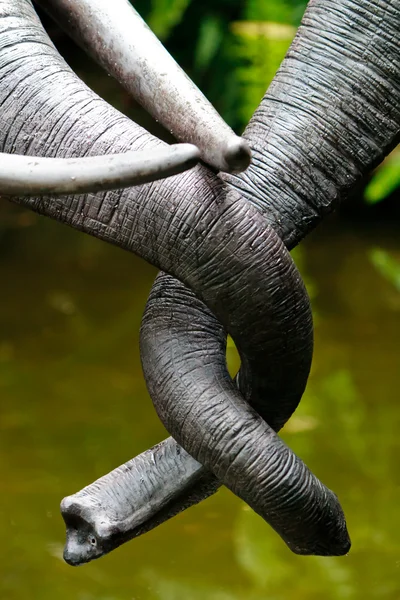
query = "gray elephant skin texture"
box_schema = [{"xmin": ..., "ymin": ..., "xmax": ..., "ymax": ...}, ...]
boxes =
[{"xmin": 1, "ymin": 0, "xmax": 399, "ymax": 565}]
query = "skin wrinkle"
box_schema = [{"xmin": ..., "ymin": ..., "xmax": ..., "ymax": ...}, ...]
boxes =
[
  {"xmin": 51, "ymin": 104, "xmax": 124, "ymax": 161},
  {"xmin": 0, "ymin": 54, "xmax": 28, "ymax": 82},
  {"xmin": 83, "ymin": 134, "xmax": 163, "ymax": 228},
  {"xmin": 239, "ymin": 134, "xmax": 327, "ymax": 216},
  {"xmin": 12, "ymin": 70, "xmax": 70, "ymax": 145},
  {"xmin": 51, "ymin": 108, "xmax": 112, "ymax": 164},
  {"xmin": 2, "ymin": 70, "xmax": 91, "ymax": 154},
  {"xmin": 250, "ymin": 449, "xmax": 298, "ymax": 508},
  {"xmin": 149, "ymin": 172, "xmax": 210, "ymax": 274},
  {"xmin": 252, "ymin": 109, "xmax": 352, "ymax": 189},
  {"xmin": 24, "ymin": 90, "xmax": 97, "ymax": 156},
  {"xmin": 265, "ymin": 90, "xmax": 385, "ymax": 162},
  {"xmin": 0, "ymin": 62, "xmax": 58, "ymax": 140},
  {"xmin": 222, "ymin": 423, "xmax": 268, "ymax": 483}
]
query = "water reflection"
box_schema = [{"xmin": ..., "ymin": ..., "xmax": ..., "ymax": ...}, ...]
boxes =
[{"xmin": 1, "ymin": 210, "xmax": 399, "ymax": 599}]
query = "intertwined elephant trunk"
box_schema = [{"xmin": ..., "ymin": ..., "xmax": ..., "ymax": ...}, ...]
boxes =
[{"xmin": 1, "ymin": 0, "xmax": 399, "ymax": 566}]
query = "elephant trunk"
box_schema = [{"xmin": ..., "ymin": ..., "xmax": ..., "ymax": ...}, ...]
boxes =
[
  {"xmin": 58, "ymin": 0, "xmax": 399, "ymax": 565},
  {"xmin": 140, "ymin": 273, "xmax": 350, "ymax": 557},
  {"xmin": 224, "ymin": 0, "xmax": 400, "ymax": 247},
  {"xmin": 61, "ymin": 437, "xmax": 217, "ymax": 565},
  {"xmin": 2, "ymin": 0, "xmax": 344, "ymax": 562}
]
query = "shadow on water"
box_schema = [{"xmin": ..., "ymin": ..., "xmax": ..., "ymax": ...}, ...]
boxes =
[{"xmin": 0, "ymin": 207, "xmax": 399, "ymax": 599}]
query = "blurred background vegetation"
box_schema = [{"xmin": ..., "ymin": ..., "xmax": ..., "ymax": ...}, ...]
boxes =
[{"xmin": 1, "ymin": 1, "xmax": 399, "ymax": 599}]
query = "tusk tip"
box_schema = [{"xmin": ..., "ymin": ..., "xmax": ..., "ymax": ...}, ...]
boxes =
[{"xmin": 222, "ymin": 137, "xmax": 252, "ymax": 173}]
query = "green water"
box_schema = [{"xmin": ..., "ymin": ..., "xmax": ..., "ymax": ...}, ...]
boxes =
[{"xmin": 1, "ymin": 208, "xmax": 399, "ymax": 600}]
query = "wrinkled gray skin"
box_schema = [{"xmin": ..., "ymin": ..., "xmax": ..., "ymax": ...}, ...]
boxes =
[{"xmin": 2, "ymin": 0, "xmax": 399, "ymax": 565}]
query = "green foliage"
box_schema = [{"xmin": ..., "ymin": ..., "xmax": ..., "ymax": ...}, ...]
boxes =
[
  {"xmin": 132, "ymin": 0, "xmax": 305, "ymax": 131},
  {"xmin": 229, "ymin": 20, "xmax": 295, "ymax": 126},
  {"xmin": 291, "ymin": 245, "xmax": 318, "ymax": 302},
  {"xmin": 364, "ymin": 148, "xmax": 400, "ymax": 204},
  {"xmin": 219, "ymin": 0, "xmax": 307, "ymax": 128},
  {"xmin": 146, "ymin": 0, "xmax": 193, "ymax": 40},
  {"xmin": 245, "ymin": 0, "xmax": 307, "ymax": 24},
  {"xmin": 194, "ymin": 15, "xmax": 225, "ymax": 73},
  {"xmin": 369, "ymin": 248, "xmax": 400, "ymax": 291}
]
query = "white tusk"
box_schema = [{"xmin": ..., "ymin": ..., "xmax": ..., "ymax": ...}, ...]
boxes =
[
  {"xmin": 35, "ymin": 0, "xmax": 251, "ymax": 174},
  {"xmin": 0, "ymin": 143, "xmax": 200, "ymax": 196}
]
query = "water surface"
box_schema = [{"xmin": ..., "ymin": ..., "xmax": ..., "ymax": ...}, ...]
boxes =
[{"xmin": 1, "ymin": 210, "xmax": 399, "ymax": 599}]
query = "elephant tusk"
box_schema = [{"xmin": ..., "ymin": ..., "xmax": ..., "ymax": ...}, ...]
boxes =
[
  {"xmin": 0, "ymin": 144, "xmax": 200, "ymax": 196},
  {"xmin": 35, "ymin": 0, "xmax": 251, "ymax": 174}
]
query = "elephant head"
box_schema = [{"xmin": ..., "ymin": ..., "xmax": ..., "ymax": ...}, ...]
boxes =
[{"xmin": 2, "ymin": 0, "xmax": 399, "ymax": 566}]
